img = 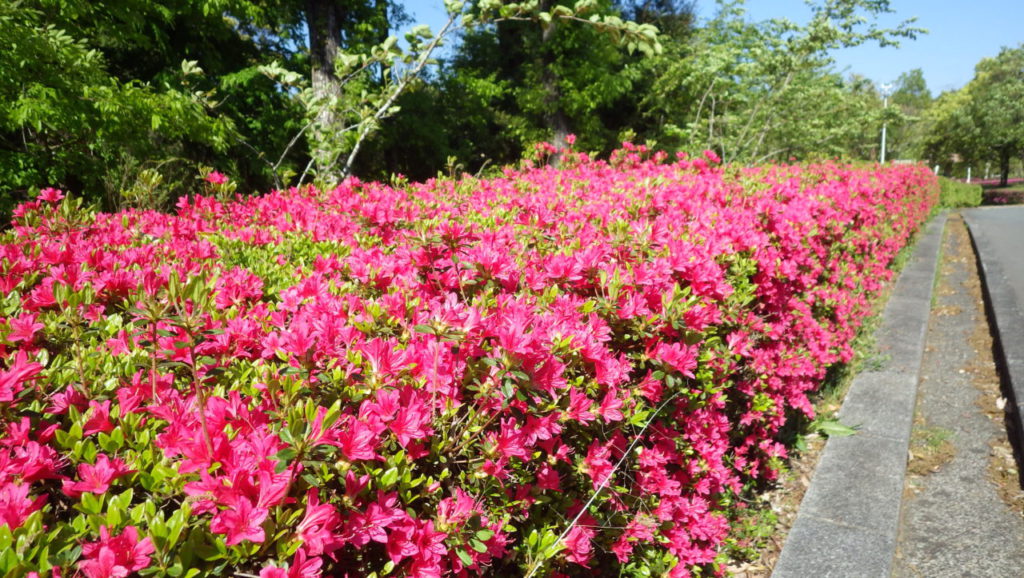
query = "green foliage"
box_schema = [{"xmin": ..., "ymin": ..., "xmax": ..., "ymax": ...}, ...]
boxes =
[
  {"xmin": 644, "ymin": 0, "xmax": 923, "ymax": 164},
  {"xmin": 423, "ymin": 0, "xmax": 673, "ymax": 170},
  {"xmin": 3, "ymin": 0, "xmax": 985, "ymax": 201},
  {"xmin": 922, "ymin": 87, "xmax": 974, "ymax": 168},
  {"xmin": 0, "ymin": 1, "xmax": 294, "ymax": 215},
  {"xmin": 350, "ymin": 83, "xmax": 456, "ymax": 181},
  {"xmin": 885, "ymin": 68, "xmax": 933, "ymax": 160},
  {"xmin": 925, "ymin": 44, "xmax": 1024, "ymax": 185},
  {"xmin": 937, "ymin": 176, "xmax": 982, "ymax": 208}
]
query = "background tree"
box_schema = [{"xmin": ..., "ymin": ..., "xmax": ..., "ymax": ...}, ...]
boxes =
[
  {"xmin": 924, "ymin": 44, "xmax": 1024, "ymax": 184},
  {"xmin": 921, "ymin": 87, "xmax": 976, "ymax": 176},
  {"xmin": 967, "ymin": 45, "xmax": 1024, "ymax": 185},
  {"xmin": 2, "ymin": 0, "xmax": 953, "ymax": 214},
  {"xmin": 604, "ymin": 0, "xmax": 697, "ymax": 144},
  {"xmin": 0, "ymin": 0, "xmax": 246, "ymax": 214},
  {"xmin": 422, "ymin": 0, "xmax": 661, "ymax": 170},
  {"xmin": 885, "ymin": 68, "xmax": 932, "ymax": 160},
  {"xmin": 643, "ymin": 0, "xmax": 922, "ymax": 163}
]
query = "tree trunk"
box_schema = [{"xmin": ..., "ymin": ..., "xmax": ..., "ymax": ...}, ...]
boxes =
[
  {"xmin": 306, "ymin": 0, "xmax": 344, "ymax": 179},
  {"xmin": 539, "ymin": 0, "xmax": 570, "ymax": 166},
  {"xmin": 1000, "ymin": 147, "xmax": 1011, "ymax": 187}
]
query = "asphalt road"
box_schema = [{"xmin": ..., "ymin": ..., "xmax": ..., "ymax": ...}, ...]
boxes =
[
  {"xmin": 965, "ymin": 206, "xmax": 1024, "ymax": 447},
  {"xmin": 965, "ymin": 206, "xmax": 1024, "ymax": 314}
]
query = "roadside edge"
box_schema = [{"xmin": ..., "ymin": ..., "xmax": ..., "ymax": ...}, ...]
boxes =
[
  {"xmin": 962, "ymin": 210, "xmax": 1024, "ymax": 469},
  {"xmin": 772, "ymin": 211, "xmax": 947, "ymax": 577}
]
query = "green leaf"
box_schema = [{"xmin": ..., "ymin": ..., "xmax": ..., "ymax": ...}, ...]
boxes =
[
  {"xmin": 166, "ymin": 505, "xmax": 191, "ymax": 550},
  {"xmin": 456, "ymin": 548, "xmax": 474, "ymax": 566},
  {"xmin": 79, "ymin": 491, "xmax": 104, "ymax": 515},
  {"xmin": 107, "ymin": 505, "xmax": 122, "ymax": 527},
  {"xmin": 814, "ymin": 418, "xmax": 859, "ymax": 438},
  {"xmin": 380, "ymin": 467, "xmax": 399, "ymax": 488},
  {"xmin": 274, "ymin": 447, "xmax": 298, "ymax": 463},
  {"xmin": 526, "ymin": 529, "xmax": 539, "ymax": 549}
]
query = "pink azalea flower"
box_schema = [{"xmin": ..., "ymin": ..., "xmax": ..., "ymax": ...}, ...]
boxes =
[
  {"xmin": 346, "ymin": 492, "xmax": 403, "ymax": 548},
  {"xmin": 259, "ymin": 550, "xmax": 323, "ymax": 578},
  {"xmin": 597, "ymin": 387, "xmax": 624, "ymax": 422},
  {"xmin": 491, "ymin": 418, "xmax": 529, "ymax": 460},
  {"xmin": 296, "ymin": 489, "xmax": 343, "ymax": 556},
  {"xmin": 337, "ymin": 419, "xmax": 379, "ymax": 462},
  {"xmin": 435, "ymin": 488, "xmax": 478, "ymax": 528},
  {"xmin": 563, "ymin": 525, "xmax": 595, "ymax": 567},
  {"xmin": 62, "ymin": 454, "xmax": 134, "ymax": 498},
  {"xmin": 47, "ymin": 384, "xmax": 89, "ymax": 415},
  {"xmin": 562, "ymin": 388, "xmax": 595, "ymax": 424},
  {"xmin": 6, "ymin": 313, "xmax": 44, "ymax": 343},
  {"xmin": 385, "ymin": 520, "xmax": 419, "ymax": 565},
  {"xmin": 0, "ymin": 482, "xmax": 46, "ymax": 529},
  {"xmin": 205, "ymin": 171, "xmax": 228, "ymax": 185},
  {"xmin": 37, "ymin": 187, "xmax": 64, "ymax": 203},
  {"xmin": 78, "ymin": 526, "xmax": 155, "ymax": 578},
  {"xmin": 0, "ymin": 351, "xmax": 43, "ymax": 403},
  {"xmin": 83, "ymin": 400, "xmax": 115, "ymax": 436},
  {"xmin": 653, "ymin": 341, "xmax": 700, "ymax": 378},
  {"xmin": 535, "ymin": 463, "xmax": 561, "ymax": 492},
  {"xmin": 388, "ymin": 399, "xmax": 432, "ymax": 448},
  {"xmin": 209, "ymin": 496, "xmax": 269, "ymax": 546},
  {"xmin": 583, "ymin": 440, "xmax": 615, "ymax": 490},
  {"xmin": 636, "ymin": 371, "xmax": 664, "ymax": 403},
  {"xmin": 344, "ymin": 470, "xmax": 370, "ymax": 500},
  {"xmin": 0, "ymin": 142, "xmax": 940, "ymax": 577}
]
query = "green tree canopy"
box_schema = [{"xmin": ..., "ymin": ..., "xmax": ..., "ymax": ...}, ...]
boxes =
[
  {"xmin": 643, "ymin": 0, "xmax": 922, "ymax": 163},
  {"xmin": 886, "ymin": 68, "xmax": 932, "ymax": 160},
  {"xmin": 0, "ymin": 0, "xmax": 335, "ymax": 215},
  {"xmin": 925, "ymin": 44, "xmax": 1024, "ymax": 184}
]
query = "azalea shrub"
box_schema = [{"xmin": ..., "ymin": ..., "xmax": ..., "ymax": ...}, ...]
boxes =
[{"xmin": 0, "ymin": 146, "xmax": 937, "ymax": 577}]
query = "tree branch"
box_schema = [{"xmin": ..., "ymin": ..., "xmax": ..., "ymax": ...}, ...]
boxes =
[{"xmin": 341, "ymin": 12, "xmax": 459, "ymax": 177}]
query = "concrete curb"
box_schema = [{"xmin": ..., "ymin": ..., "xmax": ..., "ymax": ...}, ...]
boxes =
[
  {"xmin": 962, "ymin": 209, "xmax": 1024, "ymax": 460},
  {"xmin": 772, "ymin": 212, "xmax": 947, "ymax": 577}
]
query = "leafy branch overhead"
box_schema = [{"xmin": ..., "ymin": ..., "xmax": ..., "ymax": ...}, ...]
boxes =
[
  {"xmin": 290, "ymin": 0, "xmax": 665, "ymax": 183},
  {"xmin": 473, "ymin": 0, "xmax": 662, "ymax": 56}
]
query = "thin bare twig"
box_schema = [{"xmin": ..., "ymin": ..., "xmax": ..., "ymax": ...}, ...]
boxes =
[
  {"xmin": 341, "ymin": 12, "xmax": 459, "ymax": 177},
  {"xmin": 523, "ymin": 391, "xmax": 680, "ymax": 578}
]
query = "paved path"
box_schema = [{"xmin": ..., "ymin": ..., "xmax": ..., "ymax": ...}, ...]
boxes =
[
  {"xmin": 775, "ymin": 209, "xmax": 1024, "ymax": 577},
  {"xmin": 893, "ymin": 214, "xmax": 1024, "ymax": 576},
  {"xmin": 774, "ymin": 213, "xmax": 946, "ymax": 577}
]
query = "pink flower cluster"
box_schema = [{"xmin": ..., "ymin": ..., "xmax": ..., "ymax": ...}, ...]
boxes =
[{"xmin": 0, "ymin": 149, "xmax": 937, "ymax": 576}]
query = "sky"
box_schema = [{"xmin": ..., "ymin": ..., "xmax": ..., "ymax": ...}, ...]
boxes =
[{"xmin": 397, "ymin": 0, "xmax": 1024, "ymax": 94}]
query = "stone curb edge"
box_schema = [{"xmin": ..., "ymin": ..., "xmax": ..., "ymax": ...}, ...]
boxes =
[{"xmin": 772, "ymin": 211, "xmax": 947, "ymax": 577}]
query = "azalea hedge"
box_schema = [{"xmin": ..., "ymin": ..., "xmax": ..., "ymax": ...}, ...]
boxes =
[{"xmin": 0, "ymin": 146, "xmax": 937, "ymax": 577}]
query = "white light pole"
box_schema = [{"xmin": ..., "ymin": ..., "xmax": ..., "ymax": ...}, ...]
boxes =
[{"xmin": 880, "ymin": 83, "xmax": 893, "ymax": 164}]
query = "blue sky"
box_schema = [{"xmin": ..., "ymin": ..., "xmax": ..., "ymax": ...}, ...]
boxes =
[{"xmin": 398, "ymin": 0, "xmax": 1024, "ymax": 94}]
